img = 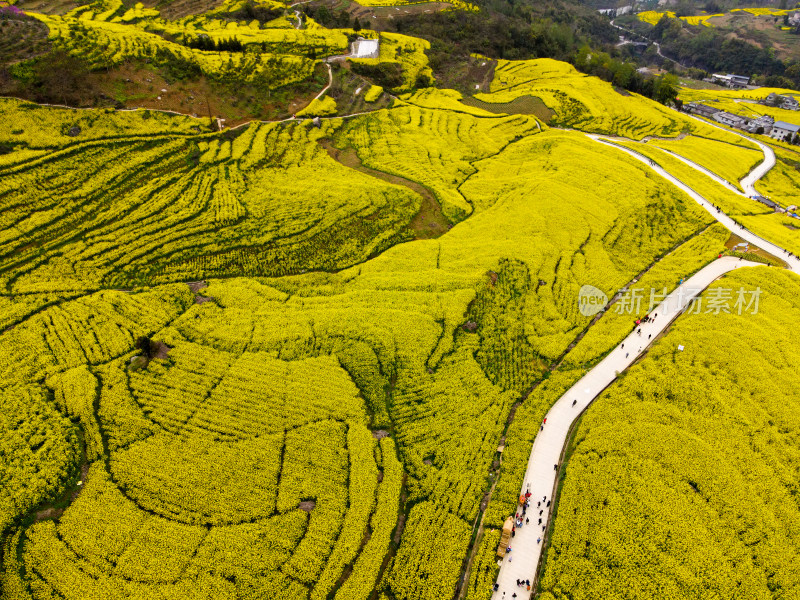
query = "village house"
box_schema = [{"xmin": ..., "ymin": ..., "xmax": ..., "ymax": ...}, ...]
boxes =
[
  {"xmin": 751, "ymin": 195, "xmax": 782, "ymax": 211},
  {"xmin": 710, "ymin": 73, "xmax": 750, "ymax": 89},
  {"xmin": 684, "ymin": 103, "xmax": 777, "ymax": 136},
  {"xmin": 743, "ymin": 115, "xmax": 774, "ymax": 135},
  {"xmin": 771, "ymin": 121, "xmax": 800, "ymax": 142},
  {"xmin": 763, "ymin": 93, "xmax": 799, "ymax": 111},
  {"xmin": 713, "ymin": 111, "xmax": 750, "ymax": 129},
  {"xmin": 685, "ymin": 102, "xmax": 720, "ymax": 119}
]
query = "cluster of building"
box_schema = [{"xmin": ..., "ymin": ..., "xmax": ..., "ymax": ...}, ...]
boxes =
[
  {"xmin": 762, "ymin": 92, "xmax": 800, "ymax": 111},
  {"xmin": 685, "ymin": 102, "xmax": 800, "ymax": 142},
  {"xmin": 708, "ymin": 73, "xmax": 752, "ymax": 89}
]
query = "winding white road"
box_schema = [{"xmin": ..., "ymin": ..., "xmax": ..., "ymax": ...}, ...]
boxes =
[
  {"xmin": 677, "ymin": 115, "xmax": 776, "ymax": 197},
  {"xmin": 592, "ymin": 136, "xmax": 799, "ymax": 275},
  {"xmin": 490, "ymin": 130, "xmax": 798, "ymax": 600},
  {"xmin": 490, "ymin": 257, "xmax": 761, "ymax": 600}
]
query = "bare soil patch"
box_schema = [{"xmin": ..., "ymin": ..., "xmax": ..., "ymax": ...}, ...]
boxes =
[
  {"xmin": 299, "ymin": 500, "xmax": 316, "ymax": 512},
  {"xmin": 140, "ymin": 0, "xmax": 225, "ymax": 20},
  {"xmin": 310, "ymin": 0, "xmax": 452, "ymax": 28},
  {"xmin": 87, "ymin": 61, "xmax": 329, "ymax": 127},
  {"xmin": 152, "ymin": 341, "xmax": 172, "ymax": 360},
  {"xmin": 725, "ymin": 232, "xmax": 788, "ymax": 267},
  {"xmin": 187, "ymin": 280, "xmax": 208, "ymax": 293},
  {"xmin": 0, "ymin": 14, "xmax": 51, "ymax": 64},
  {"xmin": 329, "ymin": 63, "xmax": 393, "ymax": 115},
  {"xmin": 33, "ymin": 460, "xmax": 89, "ymax": 523},
  {"xmin": 14, "ymin": 0, "xmax": 80, "ymax": 15}
]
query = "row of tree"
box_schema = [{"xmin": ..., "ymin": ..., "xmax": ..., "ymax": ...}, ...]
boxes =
[
  {"xmin": 185, "ymin": 35, "xmax": 244, "ymax": 53},
  {"xmin": 573, "ymin": 46, "xmax": 679, "ymax": 105}
]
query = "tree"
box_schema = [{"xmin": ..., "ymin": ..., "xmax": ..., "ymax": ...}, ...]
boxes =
[
  {"xmin": 353, "ymin": 17, "xmax": 361, "ymax": 32},
  {"xmin": 653, "ymin": 73, "xmax": 679, "ymax": 105},
  {"xmin": 135, "ymin": 336, "xmax": 153, "ymax": 359},
  {"xmin": 29, "ymin": 50, "xmax": 92, "ymax": 105}
]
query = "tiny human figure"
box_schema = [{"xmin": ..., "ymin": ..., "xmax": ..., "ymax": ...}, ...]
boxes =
[
  {"xmin": 538, "ymin": 518, "xmax": 542, "ymax": 525},
  {"xmin": 526, "ymin": 517, "xmax": 529, "ymax": 524},
  {"xmin": 625, "ymin": 353, "xmax": 629, "ymax": 358},
  {"xmin": 537, "ymin": 537, "xmax": 541, "ymax": 544},
  {"xmin": 547, "ymin": 500, "xmax": 551, "ymax": 507},
  {"xmin": 542, "ymin": 525, "xmax": 546, "ymax": 531},
  {"xmin": 648, "ymin": 334, "xmax": 651, "ymax": 339},
  {"xmin": 554, "ymin": 464, "xmax": 558, "ymax": 471},
  {"xmin": 572, "ymin": 399, "xmax": 577, "ymax": 407},
  {"xmin": 537, "ymin": 501, "xmax": 540, "ymax": 508},
  {"xmin": 539, "ymin": 510, "xmax": 543, "ymax": 516}
]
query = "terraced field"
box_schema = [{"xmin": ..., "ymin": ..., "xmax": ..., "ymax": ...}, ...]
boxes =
[{"xmin": 3, "ymin": 8, "xmax": 800, "ymax": 600}]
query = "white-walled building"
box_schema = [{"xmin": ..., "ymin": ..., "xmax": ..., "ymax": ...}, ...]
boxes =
[
  {"xmin": 351, "ymin": 38, "xmax": 380, "ymax": 59},
  {"xmin": 771, "ymin": 121, "xmax": 800, "ymax": 142}
]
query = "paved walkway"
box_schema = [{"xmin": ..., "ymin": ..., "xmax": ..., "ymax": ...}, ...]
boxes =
[
  {"xmin": 684, "ymin": 115, "xmax": 776, "ymax": 198},
  {"xmin": 591, "ymin": 136, "xmax": 800, "ymax": 276},
  {"xmin": 490, "ymin": 257, "xmax": 761, "ymax": 600},
  {"xmin": 491, "ymin": 132, "xmax": 798, "ymax": 600}
]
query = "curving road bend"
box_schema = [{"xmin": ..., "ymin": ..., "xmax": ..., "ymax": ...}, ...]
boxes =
[
  {"xmin": 490, "ymin": 133, "xmax": 798, "ymax": 600},
  {"xmin": 686, "ymin": 115, "xmax": 776, "ymax": 197},
  {"xmin": 591, "ymin": 136, "xmax": 799, "ymax": 275}
]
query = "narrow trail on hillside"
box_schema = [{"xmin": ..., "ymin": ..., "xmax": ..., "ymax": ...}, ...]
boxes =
[
  {"xmin": 490, "ymin": 132, "xmax": 799, "ymax": 600},
  {"xmin": 313, "ymin": 63, "xmax": 333, "ymax": 101}
]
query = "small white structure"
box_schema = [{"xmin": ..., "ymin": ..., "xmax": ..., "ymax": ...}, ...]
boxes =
[
  {"xmin": 771, "ymin": 120, "xmax": 800, "ymax": 142},
  {"xmin": 351, "ymin": 38, "xmax": 380, "ymax": 59}
]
